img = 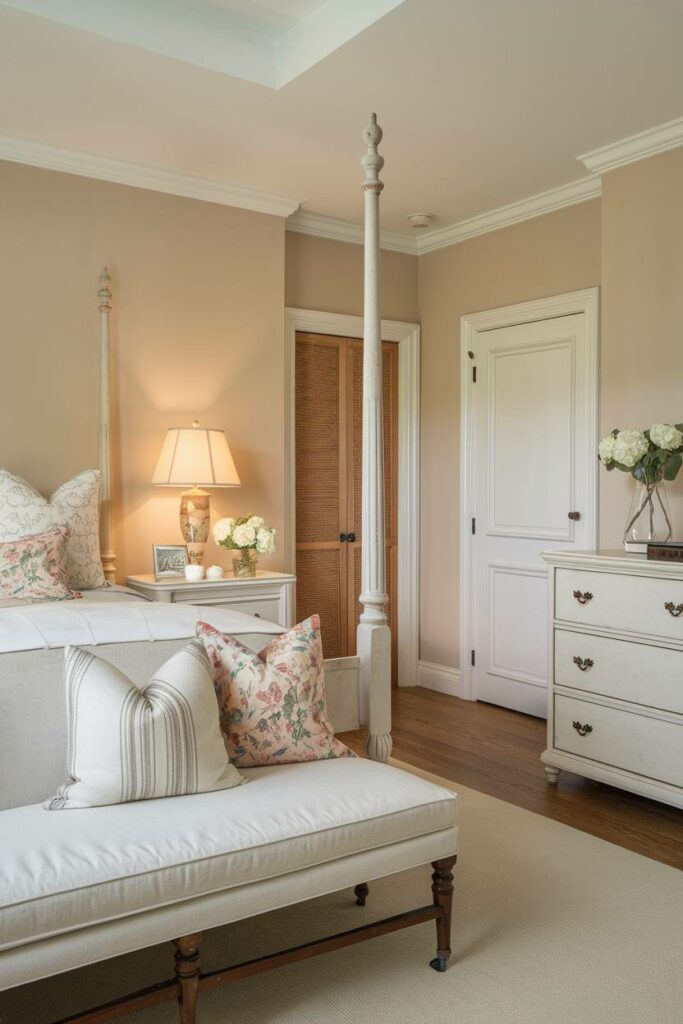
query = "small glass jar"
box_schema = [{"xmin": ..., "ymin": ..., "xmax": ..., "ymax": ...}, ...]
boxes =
[{"xmin": 232, "ymin": 548, "xmax": 258, "ymax": 578}]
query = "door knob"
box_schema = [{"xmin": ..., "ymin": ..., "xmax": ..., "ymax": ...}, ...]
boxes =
[
  {"xmin": 568, "ymin": 511, "xmax": 581, "ymax": 521},
  {"xmin": 347, "ymin": 532, "xmax": 356, "ymax": 543}
]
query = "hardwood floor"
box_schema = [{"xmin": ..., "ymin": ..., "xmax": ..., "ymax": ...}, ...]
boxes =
[{"xmin": 338, "ymin": 686, "xmax": 683, "ymax": 871}]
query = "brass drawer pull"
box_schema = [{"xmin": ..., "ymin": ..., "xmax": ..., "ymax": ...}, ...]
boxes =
[
  {"xmin": 572, "ymin": 721, "xmax": 593, "ymax": 737},
  {"xmin": 664, "ymin": 602, "xmax": 683, "ymax": 618},
  {"xmin": 573, "ymin": 590, "xmax": 593, "ymax": 605},
  {"xmin": 572, "ymin": 656, "xmax": 594, "ymax": 672}
]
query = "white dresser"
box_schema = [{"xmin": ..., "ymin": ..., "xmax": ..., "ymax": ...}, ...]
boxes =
[{"xmin": 541, "ymin": 550, "xmax": 683, "ymax": 809}]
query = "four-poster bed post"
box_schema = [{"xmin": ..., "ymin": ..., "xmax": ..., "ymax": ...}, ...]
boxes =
[
  {"xmin": 98, "ymin": 266, "xmax": 116, "ymax": 584},
  {"xmin": 358, "ymin": 114, "xmax": 392, "ymax": 763},
  {"xmin": 93, "ymin": 117, "xmax": 393, "ymax": 756}
]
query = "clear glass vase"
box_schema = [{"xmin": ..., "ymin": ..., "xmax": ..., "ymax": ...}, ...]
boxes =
[
  {"xmin": 232, "ymin": 548, "xmax": 258, "ymax": 578},
  {"xmin": 623, "ymin": 481, "xmax": 673, "ymax": 553}
]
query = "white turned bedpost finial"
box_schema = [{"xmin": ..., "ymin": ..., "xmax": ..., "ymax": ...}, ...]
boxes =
[
  {"xmin": 98, "ymin": 267, "xmax": 116, "ymax": 584},
  {"xmin": 357, "ymin": 114, "xmax": 392, "ymax": 763}
]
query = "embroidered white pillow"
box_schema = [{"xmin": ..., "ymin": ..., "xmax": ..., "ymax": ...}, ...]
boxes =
[
  {"xmin": 0, "ymin": 469, "xmax": 104, "ymax": 589},
  {"xmin": 45, "ymin": 641, "xmax": 243, "ymax": 809}
]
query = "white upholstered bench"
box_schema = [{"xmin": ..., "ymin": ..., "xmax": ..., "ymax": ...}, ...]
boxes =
[{"xmin": 0, "ymin": 756, "xmax": 458, "ymax": 1023}]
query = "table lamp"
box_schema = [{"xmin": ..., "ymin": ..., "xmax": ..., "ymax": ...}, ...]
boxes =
[{"xmin": 152, "ymin": 421, "xmax": 241, "ymax": 564}]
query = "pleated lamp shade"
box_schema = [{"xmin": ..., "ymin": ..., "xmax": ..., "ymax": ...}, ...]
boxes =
[{"xmin": 152, "ymin": 426, "xmax": 241, "ymax": 488}]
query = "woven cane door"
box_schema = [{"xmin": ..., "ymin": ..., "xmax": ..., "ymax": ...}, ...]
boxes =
[
  {"xmin": 295, "ymin": 334, "xmax": 347, "ymax": 659},
  {"xmin": 295, "ymin": 333, "xmax": 398, "ymax": 680}
]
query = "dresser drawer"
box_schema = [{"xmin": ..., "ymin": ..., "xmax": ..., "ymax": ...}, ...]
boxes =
[
  {"xmin": 554, "ymin": 693, "xmax": 683, "ymax": 787},
  {"xmin": 172, "ymin": 590, "xmax": 282, "ymax": 625},
  {"xmin": 222, "ymin": 598, "xmax": 282, "ymax": 624},
  {"xmin": 555, "ymin": 629, "xmax": 683, "ymax": 714},
  {"xmin": 555, "ymin": 568, "xmax": 683, "ymax": 641}
]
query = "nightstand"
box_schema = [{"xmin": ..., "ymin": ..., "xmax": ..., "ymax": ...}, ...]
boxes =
[{"xmin": 126, "ymin": 571, "xmax": 296, "ymax": 628}]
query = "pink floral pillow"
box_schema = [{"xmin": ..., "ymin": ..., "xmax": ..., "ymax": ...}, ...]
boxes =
[
  {"xmin": 197, "ymin": 615, "xmax": 355, "ymax": 767},
  {"xmin": 0, "ymin": 527, "xmax": 79, "ymax": 603}
]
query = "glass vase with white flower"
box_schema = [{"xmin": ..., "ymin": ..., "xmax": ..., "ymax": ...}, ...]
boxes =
[
  {"xmin": 598, "ymin": 423, "xmax": 683, "ymax": 552},
  {"xmin": 212, "ymin": 515, "xmax": 276, "ymax": 578}
]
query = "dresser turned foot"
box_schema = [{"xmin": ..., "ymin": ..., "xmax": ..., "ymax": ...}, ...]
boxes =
[{"xmin": 545, "ymin": 765, "xmax": 561, "ymax": 785}]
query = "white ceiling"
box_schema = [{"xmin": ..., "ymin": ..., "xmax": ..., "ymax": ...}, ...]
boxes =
[
  {"xmin": 1, "ymin": 0, "xmax": 405, "ymax": 86},
  {"xmin": 1, "ymin": 0, "xmax": 682, "ymax": 244}
]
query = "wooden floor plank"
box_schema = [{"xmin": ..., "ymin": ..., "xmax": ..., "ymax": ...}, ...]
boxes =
[{"xmin": 338, "ymin": 687, "xmax": 683, "ymax": 870}]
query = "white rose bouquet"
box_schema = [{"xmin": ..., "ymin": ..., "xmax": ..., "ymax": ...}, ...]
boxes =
[
  {"xmin": 598, "ymin": 423, "xmax": 683, "ymax": 485},
  {"xmin": 212, "ymin": 515, "xmax": 276, "ymax": 554}
]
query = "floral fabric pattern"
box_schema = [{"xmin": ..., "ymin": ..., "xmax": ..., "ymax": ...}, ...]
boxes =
[
  {"xmin": 197, "ymin": 615, "xmax": 355, "ymax": 767},
  {"xmin": 0, "ymin": 469, "xmax": 104, "ymax": 589},
  {"xmin": 0, "ymin": 527, "xmax": 79, "ymax": 603}
]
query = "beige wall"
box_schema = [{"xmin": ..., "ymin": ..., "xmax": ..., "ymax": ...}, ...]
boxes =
[
  {"xmin": 599, "ymin": 148, "xmax": 683, "ymax": 548},
  {"xmin": 418, "ymin": 200, "xmax": 602, "ymax": 668},
  {"xmin": 0, "ymin": 161, "xmax": 285, "ymax": 580},
  {"xmin": 285, "ymin": 231, "xmax": 419, "ymax": 322},
  {"xmin": 4, "ymin": 152, "xmax": 680, "ymax": 672}
]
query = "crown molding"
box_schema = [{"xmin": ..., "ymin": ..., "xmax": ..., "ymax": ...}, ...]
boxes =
[
  {"xmin": 0, "ymin": 134, "xmax": 303, "ymax": 217},
  {"xmin": 287, "ymin": 175, "xmax": 602, "ymax": 256},
  {"xmin": 579, "ymin": 117, "xmax": 683, "ymax": 175},
  {"xmin": 1, "ymin": 133, "xmax": 604, "ymax": 250},
  {"xmin": 415, "ymin": 175, "xmax": 602, "ymax": 254},
  {"xmin": 286, "ymin": 209, "xmax": 417, "ymax": 254}
]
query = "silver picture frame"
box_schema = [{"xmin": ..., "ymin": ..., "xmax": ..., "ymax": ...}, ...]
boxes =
[{"xmin": 152, "ymin": 544, "xmax": 189, "ymax": 580}]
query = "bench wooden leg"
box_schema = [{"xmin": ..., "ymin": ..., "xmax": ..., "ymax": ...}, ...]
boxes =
[
  {"xmin": 429, "ymin": 856, "xmax": 457, "ymax": 972},
  {"xmin": 173, "ymin": 932, "xmax": 202, "ymax": 1024},
  {"xmin": 354, "ymin": 882, "xmax": 369, "ymax": 906}
]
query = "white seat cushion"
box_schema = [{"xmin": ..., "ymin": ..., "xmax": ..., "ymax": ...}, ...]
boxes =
[{"xmin": 0, "ymin": 759, "xmax": 456, "ymax": 952}]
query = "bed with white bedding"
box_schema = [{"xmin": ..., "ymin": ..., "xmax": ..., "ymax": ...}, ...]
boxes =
[{"xmin": 0, "ymin": 588, "xmax": 284, "ymax": 805}]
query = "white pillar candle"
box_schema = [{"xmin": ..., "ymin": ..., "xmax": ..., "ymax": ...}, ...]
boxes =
[{"xmin": 185, "ymin": 564, "xmax": 205, "ymax": 581}]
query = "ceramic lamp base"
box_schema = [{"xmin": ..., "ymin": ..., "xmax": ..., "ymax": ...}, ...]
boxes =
[{"xmin": 180, "ymin": 488, "xmax": 210, "ymax": 565}]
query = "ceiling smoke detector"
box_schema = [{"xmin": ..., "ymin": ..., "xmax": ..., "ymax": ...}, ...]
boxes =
[{"xmin": 407, "ymin": 213, "xmax": 433, "ymax": 229}]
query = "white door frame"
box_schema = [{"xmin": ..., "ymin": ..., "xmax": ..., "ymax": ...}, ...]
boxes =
[
  {"xmin": 285, "ymin": 307, "xmax": 420, "ymax": 688},
  {"xmin": 459, "ymin": 288, "xmax": 599, "ymax": 701}
]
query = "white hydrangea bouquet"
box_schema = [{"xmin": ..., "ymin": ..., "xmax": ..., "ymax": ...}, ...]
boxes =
[
  {"xmin": 212, "ymin": 515, "xmax": 276, "ymax": 578},
  {"xmin": 599, "ymin": 423, "xmax": 682, "ymax": 550}
]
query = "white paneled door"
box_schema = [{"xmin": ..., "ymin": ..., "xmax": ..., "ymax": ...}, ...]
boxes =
[{"xmin": 466, "ymin": 303, "xmax": 597, "ymax": 716}]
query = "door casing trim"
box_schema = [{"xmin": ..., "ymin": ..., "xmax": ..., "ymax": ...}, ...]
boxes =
[
  {"xmin": 460, "ymin": 288, "xmax": 600, "ymax": 701},
  {"xmin": 285, "ymin": 308, "xmax": 420, "ymax": 688}
]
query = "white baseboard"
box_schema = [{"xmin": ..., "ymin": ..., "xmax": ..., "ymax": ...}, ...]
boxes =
[{"xmin": 418, "ymin": 659, "xmax": 462, "ymax": 697}]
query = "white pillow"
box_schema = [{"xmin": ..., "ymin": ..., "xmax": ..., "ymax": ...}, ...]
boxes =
[
  {"xmin": 45, "ymin": 641, "xmax": 243, "ymax": 809},
  {"xmin": 0, "ymin": 469, "xmax": 104, "ymax": 589}
]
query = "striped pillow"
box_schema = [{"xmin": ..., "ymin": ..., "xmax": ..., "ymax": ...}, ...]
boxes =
[{"xmin": 45, "ymin": 641, "xmax": 243, "ymax": 810}]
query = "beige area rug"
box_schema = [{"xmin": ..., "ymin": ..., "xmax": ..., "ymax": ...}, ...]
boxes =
[{"xmin": 1, "ymin": 762, "xmax": 681, "ymax": 1024}]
